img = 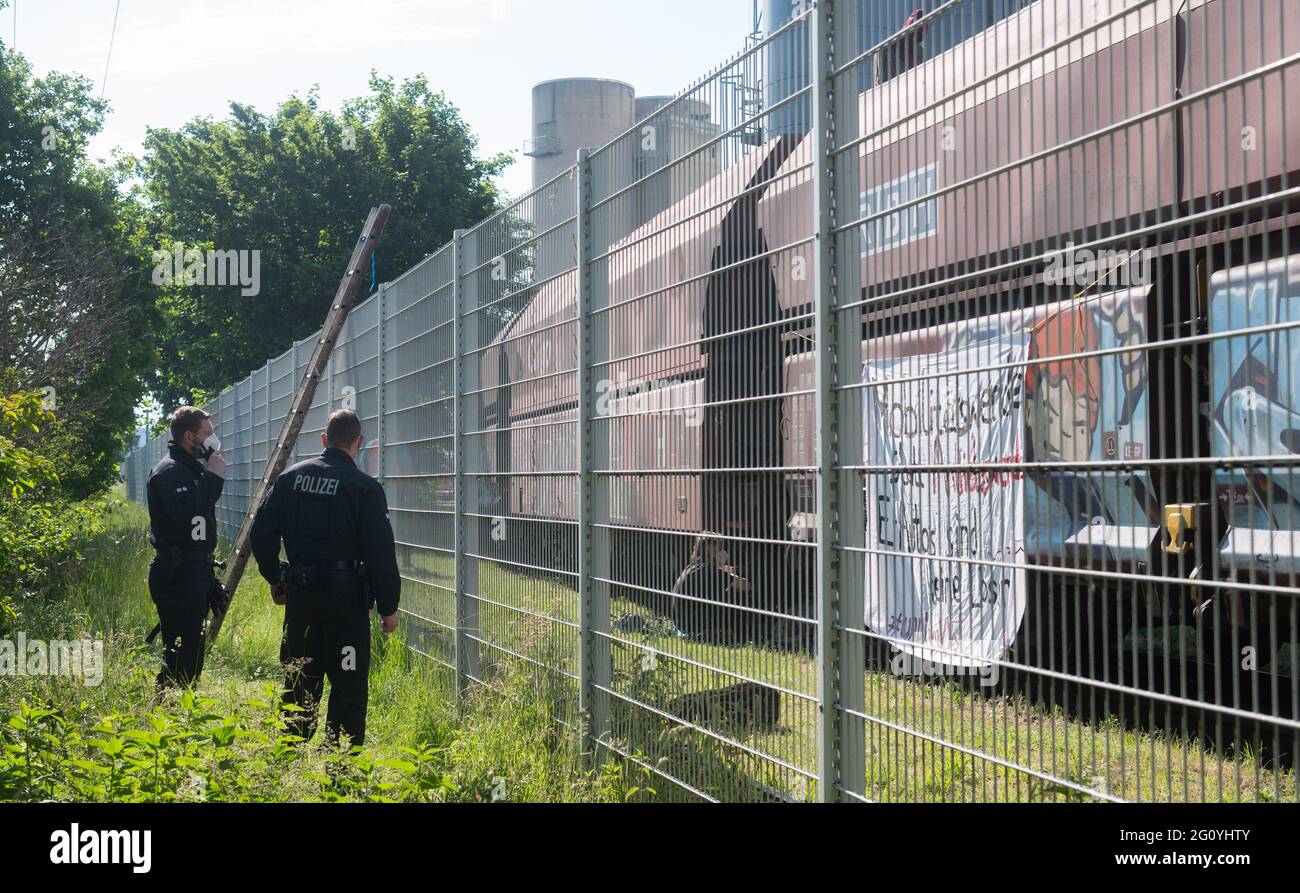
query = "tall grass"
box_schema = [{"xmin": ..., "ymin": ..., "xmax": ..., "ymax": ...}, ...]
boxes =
[
  {"xmin": 19, "ymin": 503, "xmax": 1286, "ymax": 802},
  {"xmin": 0, "ymin": 502, "xmax": 651, "ymax": 802},
  {"xmin": 395, "ymin": 538, "xmax": 1298, "ymax": 803}
]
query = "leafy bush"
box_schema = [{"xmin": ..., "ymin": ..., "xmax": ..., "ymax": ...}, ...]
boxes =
[
  {"xmin": 0, "ymin": 502, "xmax": 655, "ymax": 803},
  {"xmin": 0, "ymin": 391, "xmax": 118, "ymax": 629},
  {"xmin": 0, "ymin": 392, "xmax": 53, "ymax": 495},
  {"xmin": 0, "ymin": 669, "xmax": 653, "ymax": 803}
]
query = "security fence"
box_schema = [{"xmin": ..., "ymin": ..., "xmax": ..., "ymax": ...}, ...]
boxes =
[{"xmin": 123, "ymin": 0, "xmax": 1300, "ymax": 802}]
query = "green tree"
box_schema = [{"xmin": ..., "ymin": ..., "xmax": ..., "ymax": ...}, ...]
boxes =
[
  {"xmin": 0, "ymin": 26, "xmax": 155, "ymax": 499},
  {"xmin": 141, "ymin": 73, "xmax": 512, "ymax": 406}
]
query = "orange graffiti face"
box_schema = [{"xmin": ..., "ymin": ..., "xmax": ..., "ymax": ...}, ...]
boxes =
[{"xmin": 1026, "ymin": 306, "xmax": 1101, "ymax": 463}]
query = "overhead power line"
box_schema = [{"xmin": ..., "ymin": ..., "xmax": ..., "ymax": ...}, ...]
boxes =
[{"xmin": 100, "ymin": 0, "xmax": 122, "ymax": 100}]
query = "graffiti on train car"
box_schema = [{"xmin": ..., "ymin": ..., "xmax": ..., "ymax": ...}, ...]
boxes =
[
  {"xmin": 1211, "ymin": 255, "xmax": 1300, "ymax": 576},
  {"xmin": 863, "ymin": 289, "xmax": 1155, "ymax": 664}
]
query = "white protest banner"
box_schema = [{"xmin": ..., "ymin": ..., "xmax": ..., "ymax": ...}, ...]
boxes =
[{"xmin": 864, "ymin": 334, "xmax": 1028, "ymax": 666}]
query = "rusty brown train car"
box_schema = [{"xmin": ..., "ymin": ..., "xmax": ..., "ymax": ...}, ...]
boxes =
[{"xmin": 474, "ymin": 0, "xmax": 1300, "ymax": 710}]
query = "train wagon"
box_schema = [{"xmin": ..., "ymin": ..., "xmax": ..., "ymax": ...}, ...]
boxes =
[{"xmin": 472, "ymin": 0, "xmax": 1300, "ymax": 707}]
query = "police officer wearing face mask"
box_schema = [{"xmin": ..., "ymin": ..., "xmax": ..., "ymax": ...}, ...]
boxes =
[
  {"xmin": 146, "ymin": 406, "xmax": 228, "ymax": 690},
  {"xmin": 249, "ymin": 409, "xmax": 401, "ymax": 747}
]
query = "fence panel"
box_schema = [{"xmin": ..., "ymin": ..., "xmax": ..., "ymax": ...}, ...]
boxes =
[
  {"xmin": 455, "ymin": 167, "xmax": 583, "ymax": 724},
  {"xmin": 294, "ymin": 330, "xmax": 327, "ymax": 465},
  {"xmin": 384, "ymin": 245, "xmax": 458, "ymax": 681},
  {"xmin": 333, "ymin": 293, "xmax": 381, "ymax": 475},
  {"xmin": 578, "ymin": 10, "xmax": 820, "ymax": 802},
  {"xmin": 827, "ymin": 0, "xmax": 1300, "ymax": 803}
]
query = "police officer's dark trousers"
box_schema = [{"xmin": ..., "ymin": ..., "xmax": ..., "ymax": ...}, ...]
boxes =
[
  {"xmin": 280, "ymin": 569, "xmax": 372, "ymax": 746},
  {"xmin": 148, "ymin": 553, "xmax": 212, "ymax": 689}
]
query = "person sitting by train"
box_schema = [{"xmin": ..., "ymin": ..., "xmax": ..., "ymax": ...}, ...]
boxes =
[{"xmin": 669, "ymin": 534, "xmax": 754, "ymax": 643}]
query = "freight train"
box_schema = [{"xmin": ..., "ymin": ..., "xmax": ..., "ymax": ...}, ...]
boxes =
[{"xmin": 472, "ymin": 0, "xmax": 1300, "ymax": 707}]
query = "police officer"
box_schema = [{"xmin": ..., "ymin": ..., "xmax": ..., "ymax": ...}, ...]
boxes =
[
  {"xmin": 250, "ymin": 409, "xmax": 401, "ymax": 747},
  {"xmin": 146, "ymin": 406, "xmax": 226, "ymax": 690}
]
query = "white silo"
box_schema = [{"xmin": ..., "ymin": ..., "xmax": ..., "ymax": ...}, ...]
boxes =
[
  {"xmin": 631, "ymin": 95, "xmax": 722, "ymax": 226},
  {"xmin": 763, "ymin": 0, "xmax": 811, "ymax": 137},
  {"xmin": 526, "ymin": 78, "xmax": 636, "ymax": 193},
  {"xmin": 526, "ymin": 78, "xmax": 637, "ymax": 271}
]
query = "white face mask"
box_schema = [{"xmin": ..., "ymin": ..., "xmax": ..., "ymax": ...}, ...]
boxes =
[{"xmin": 201, "ymin": 433, "xmax": 221, "ymax": 457}]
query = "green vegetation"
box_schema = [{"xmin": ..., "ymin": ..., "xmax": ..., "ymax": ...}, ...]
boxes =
[
  {"xmin": 0, "ymin": 38, "xmax": 155, "ymax": 501},
  {"xmin": 141, "ymin": 73, "xmax": 511, "ymax": 408},
  {"xmin": 0, "ymin": 21, "xmax": 629, "ymax": 805},
  {"xmin": 392, "ymin": 544, "xmax": 1297, "ymax": 803},
  {"xmin": 2, "ymin": 23, "xmax": 513, "ymax": 484},
  {"xmin": 0, "ymin": 504, "xmax": 652, "ymax": 803},
  {"xmin": 0, "ymin": 392, "xmax": 118, "ymax": 626},
  {"xmin": 2, "ymin": 499, "xmax": 1294, "ymax": 804}
]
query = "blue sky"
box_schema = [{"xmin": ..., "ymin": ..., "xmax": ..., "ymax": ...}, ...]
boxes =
[{"xmin": 11, "ymin": 0, "xmax": 753, "ymax": 199}]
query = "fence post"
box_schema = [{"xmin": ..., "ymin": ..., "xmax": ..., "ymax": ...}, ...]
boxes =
[
  {"xmin": 289, "ymin": 340, "xmax": 300, "ymax": 464},
  {"xmin": 813, "ymin": 0, "xmax": 854, "ymax": 803},
  {"xmin": 376, "ymin": 283, "xmax": 387, "ymax": 486},
  {"xmin": 264, "ymin": 364, "xmax": 271, "ymax": 471},
  {"xmin": 452, "ymin": 229, "xmax": 466, "ymax": 698},
  {"xmin": 220, "ymin": 388, "xmax": 232, "ymax": 536},
  {"xmin": 576, "ymin": 148, "xmax": 609, "ymax": 763},
  {"xmin": 815, "ymin": 0, "xmax": 868, "ymax": 803},
  {"xmin": 452, "ymin": 228, "xmax": 478, "ymax": 699},
  {"xmin": 255, "ymin": 365, "xmax": 270, "ymax": 533}
]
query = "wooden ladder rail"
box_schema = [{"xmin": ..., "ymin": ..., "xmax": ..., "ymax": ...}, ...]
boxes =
[{"xmin": 206, "ymin": 204, "xmax": 391, "ymax": 647}]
